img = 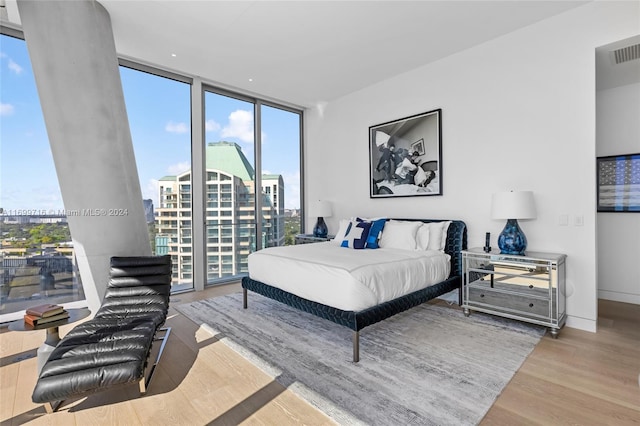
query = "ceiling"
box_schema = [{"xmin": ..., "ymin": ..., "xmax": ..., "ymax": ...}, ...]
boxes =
[
  {"xmin": 596, "ymin": 34, "xmax": 640, "ymax": 91},
  {"xmin": 3, "ymin": 0, "xmax": 610, "ymax": 108}
]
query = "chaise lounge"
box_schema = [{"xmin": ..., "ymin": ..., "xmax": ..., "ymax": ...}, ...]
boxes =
[{"xmin": 31, "ymin": 255, "xmax": 172, "ymax": 413}]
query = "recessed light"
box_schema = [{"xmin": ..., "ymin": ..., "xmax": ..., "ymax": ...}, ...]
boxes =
[
  {"xmin": 248, "ymin": 78, "xmax": 253, "ymax": 82},
  {"xmin": 171, "ymin": 53, "xmax": 177, "ymax": 57}
]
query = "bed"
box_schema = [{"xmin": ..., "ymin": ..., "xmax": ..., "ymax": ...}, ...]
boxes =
[{"xmin": 241, "ymin": 218, "xmax": 467, "ymax": 362}]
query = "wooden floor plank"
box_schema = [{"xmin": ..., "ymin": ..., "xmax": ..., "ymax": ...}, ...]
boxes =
[
  {"xmin": 482, "ymin": 299, "xmax": 640, "ymax": 424},
  {"xmin": 491, "ymin": 372, "xmax": 640, "ymax": 425},
  {"xmin": 519, "ymin": 351, "xmax": 640, "ymax": 409},
  {"xmin": 479, "ymin": 404, "xmax": 539, "ymax": 426}
]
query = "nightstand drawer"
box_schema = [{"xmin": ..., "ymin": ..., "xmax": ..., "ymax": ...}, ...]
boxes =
[
  {"xmin": 468, "ymin": 287, "xmax": 550, "ymax": 318},
  {"xmin": 468, "ymin": 274, "xmax": 550, "ymax": 298}
]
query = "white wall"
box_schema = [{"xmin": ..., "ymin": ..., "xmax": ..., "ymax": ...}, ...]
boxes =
[
  {"xmin": 305, "ymin": 1, "xmax": 640, "ymax": 333},
  {"xmin": 596, "ymin": 82, "xmax": 640, "ymax": 304}
]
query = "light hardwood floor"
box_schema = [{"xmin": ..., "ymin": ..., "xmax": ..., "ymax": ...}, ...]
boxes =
[{"xmin": 1, "ymin": 284, "xmax": 638, "ymax": 425}]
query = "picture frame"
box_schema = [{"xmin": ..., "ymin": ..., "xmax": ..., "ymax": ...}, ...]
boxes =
[
  {"xmin": 369, "ymin": 109, "xmax": 442, "ymax": 198},
  {"xmin": 411, "ymin": 139, "xmax": 425, "ymax": 155},
  {"xmin": 596, "ymin": 153, "xmax": 640, "ymax": 212}
]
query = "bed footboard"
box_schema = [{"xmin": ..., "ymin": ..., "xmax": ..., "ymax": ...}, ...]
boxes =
[{"xmin": 242, "ymin": 274, "xmax": 460, "ymax": 362}]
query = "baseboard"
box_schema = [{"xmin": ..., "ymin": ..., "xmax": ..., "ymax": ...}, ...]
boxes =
[
  {"xmin": 598, "ymin": 290, "xmax": 640, "ymax": 305},
  {"xmin": 565, "ymin": 315, "xmax": 597, "ymax": 333}
]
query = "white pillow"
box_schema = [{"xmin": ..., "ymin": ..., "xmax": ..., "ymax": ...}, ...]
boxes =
[
  {"xmin": 426, "ymin": 221, "xmax": 452, "ymax": 251},
  {"xmin": 331, "ymin": 219, "xmax": 352, "ymax": 245},
  {"xmin": 378, "ymin": 220, "xmax": 422, "ymax": 250},
  {"xmin": 416, "ymin": 224, "xmax": 430, "ymax": 250}
]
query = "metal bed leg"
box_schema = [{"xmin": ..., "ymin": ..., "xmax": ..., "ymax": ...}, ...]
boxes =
[
  {"xmin": 140, "ymin": 327, "xmax": 171, "ymax": 395},
  {"xmin": 243, "ymin": 288, "xmax": 248, "ymax": 309},
  {"xmin": 353, "ymin": 331, "xmax": 360, "ymax": 363}
]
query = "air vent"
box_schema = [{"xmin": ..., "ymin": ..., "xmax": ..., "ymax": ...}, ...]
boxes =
[{"xmin": 611, "ymin": 44, "xmax": 640, "ymax": 64}]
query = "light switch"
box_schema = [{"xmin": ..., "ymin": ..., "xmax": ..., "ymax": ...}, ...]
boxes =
[
  {"xmin": 574, "ymin": 215, "xmax": 584, "ymax": 226},
  {"xmin": 559, "ymin": 214, "xmax": 568, "ymax": 226}
]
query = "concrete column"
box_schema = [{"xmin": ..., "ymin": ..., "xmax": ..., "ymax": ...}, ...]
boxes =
[{"xmin": 17, "ymin": 0, "xmax": 151, "ymax": 313}]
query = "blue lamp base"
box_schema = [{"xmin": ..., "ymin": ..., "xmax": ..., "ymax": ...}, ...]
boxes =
[
  {"xmin": 497, "ymin": 219, "xmax": 527, "ymax": 255},
  {"xmin": 313, "ymin": 217, "xmax": 328, "ymax": 238}
]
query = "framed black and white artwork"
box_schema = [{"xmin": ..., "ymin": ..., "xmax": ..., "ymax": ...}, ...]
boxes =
[{"xmin": 369, "ymin": 109, "xmax": 442, "ymax": 198}]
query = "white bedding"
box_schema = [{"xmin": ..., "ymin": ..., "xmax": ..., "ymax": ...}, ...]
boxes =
[{"xmin": 248, "ymin": 242, "xmax": 451, "ymax": 311}]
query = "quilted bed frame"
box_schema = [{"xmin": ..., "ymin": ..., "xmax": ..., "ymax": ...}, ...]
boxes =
[{"xmin": 242, "ymin": 219, "xmax": 467, "ymax": 362}]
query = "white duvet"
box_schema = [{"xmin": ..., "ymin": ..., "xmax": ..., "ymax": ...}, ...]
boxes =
[{"xmin": 247, "ymin": 242, "xmax": 451, "ymax": 311}]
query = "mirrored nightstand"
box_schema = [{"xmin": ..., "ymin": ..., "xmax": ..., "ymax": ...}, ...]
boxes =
[{"xmin": 462, "ymin": 248, "xmax": 566, "ymax": 338}]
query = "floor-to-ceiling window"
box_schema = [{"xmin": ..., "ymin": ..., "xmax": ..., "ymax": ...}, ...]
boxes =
[
  {"xmin": 260, "ymin": 104, "xmax": 302, "ymax": 246},
  {"xmin": 204, "ymin": 90, "xmax": 257, "ymax": 282},
  {"xmin": 203, "ymin": 90, "xmax": 303, "ymax": 285},
  {"xmin": 0, "ymin": 31, "xmax": 85, "ymax": 319},
  {"xmin": 119, "ymin": 63, "xmax": 193, "ymax": 292}
]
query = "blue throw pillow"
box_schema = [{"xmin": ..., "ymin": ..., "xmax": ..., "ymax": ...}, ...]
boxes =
[
  {"xmin": 341, "ymin": 220, "xmax": 373, "ymax": 249},
  {"xmin": 358, "ymin": 218, "xmax": 387, "ymax": 249}
]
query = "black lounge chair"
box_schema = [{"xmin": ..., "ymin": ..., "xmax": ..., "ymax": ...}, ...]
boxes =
[{"xmin": 31, "ymin": 255, "xmax": 172, "ymax": 413}]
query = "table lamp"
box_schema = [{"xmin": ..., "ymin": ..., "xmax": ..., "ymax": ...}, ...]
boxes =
[
  {"xmin": 491, "ymin": 191, "xmax": 536, "ymax": 255},
  {"xmin": 313, "ymin": 200, "xmax": 332, "ymax": 238}
]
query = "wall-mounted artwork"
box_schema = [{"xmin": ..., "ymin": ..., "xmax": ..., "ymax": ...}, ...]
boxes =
[
  {"xmin": 411, "ymin": 139, "xmax": 425, "ymax": 155},
  {"xmin": 370, "ymin": 109, "xmax": 442, "ymax": 198},
  {"xmin": 597, "ymin": 153, "xmax": 640, "ymax": 212}
]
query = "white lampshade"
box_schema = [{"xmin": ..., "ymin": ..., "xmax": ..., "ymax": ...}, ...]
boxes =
[
  {"xmin": 491, "ymin": 191, "xmax": 536, "ymax": 220},
  {"xmin": 315, "ymin": 200, "xmax": 333, "ymax": 217}
]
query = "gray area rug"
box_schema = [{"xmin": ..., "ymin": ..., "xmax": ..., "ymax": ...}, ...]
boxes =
[{"xmin": 176, "ymin": 292, "xmax": 545, "ymax": 425}]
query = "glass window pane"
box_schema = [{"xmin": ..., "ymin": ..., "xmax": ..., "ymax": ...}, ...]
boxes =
[
  {"xmin": 261, "ymin": 105, "xmax": 301, "ymax": 246},
  {"xmin": 204, "ymin": 91, "xmax": 256, "ymax": 283},
  {"xmin": 0, "ymin": 34, "xmax": 85, "ymax": 318},
  {"xmin": 119, "ymin": 66, "xmax": 192, "ymax": 291}
]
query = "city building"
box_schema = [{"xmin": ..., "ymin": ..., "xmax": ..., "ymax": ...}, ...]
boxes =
[
  {"xmin": 155, "ymin": 141, "xmax": 284, "ymax": 284},
  {"xmin": 142, "ymin": 199, "xmax": 154, "ymax": 224}
]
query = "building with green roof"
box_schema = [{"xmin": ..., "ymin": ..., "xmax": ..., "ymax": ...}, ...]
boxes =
[{"xmin": 155, "ymin": 141, "xmax": 284, "ymax": 284}]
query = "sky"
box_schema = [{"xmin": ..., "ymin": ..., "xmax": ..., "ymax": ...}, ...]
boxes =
[{"xmin": 0, "ymin": 33, "xmax": 301, "ymax": 214}]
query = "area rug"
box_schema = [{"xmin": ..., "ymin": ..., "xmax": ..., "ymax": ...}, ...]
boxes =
[{"xmin": 176, "ymin": 292, "xmax": 545, "ymax": 425}]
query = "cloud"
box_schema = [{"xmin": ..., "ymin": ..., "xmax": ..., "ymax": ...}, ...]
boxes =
[
  {"xmin": 8, "ymin": 59, "xmax": 23, "ymax": 75},
  {"xmin": 1, "ymin": 52, "xmax": 23, "ymax": 75},
  {"xmin": 282, "ymin": 170, "xmax": 301, "ymax": 209},
  {"xmin": 5, "ymin": 186, "xmax": 64, "ymax": 211},
  {"xmin": 205, "ymin": 119, "xmax": 220, "ymax": 132},
  {"xmin": 221, "ymin": 109, "xmax": 254, "ymax": 143},
  {"xmin": 144, "ymin": 179, "xmax": 160, "ymax": 206},
  {"xmin": 0, "ymin": 103, "xmax": 14, "ymax": 116},
  {"xmin": 167, "ymin": 161, "xmax": 190, "ymax": 176},
  {"xmin": 165, "ymin": 121, "xmax": 189, "ymax": 134}
]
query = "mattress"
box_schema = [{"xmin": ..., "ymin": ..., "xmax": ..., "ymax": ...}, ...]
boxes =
[{"xmin": 248, "ymin": 242, "xmax": 451, "ymax": 311}]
